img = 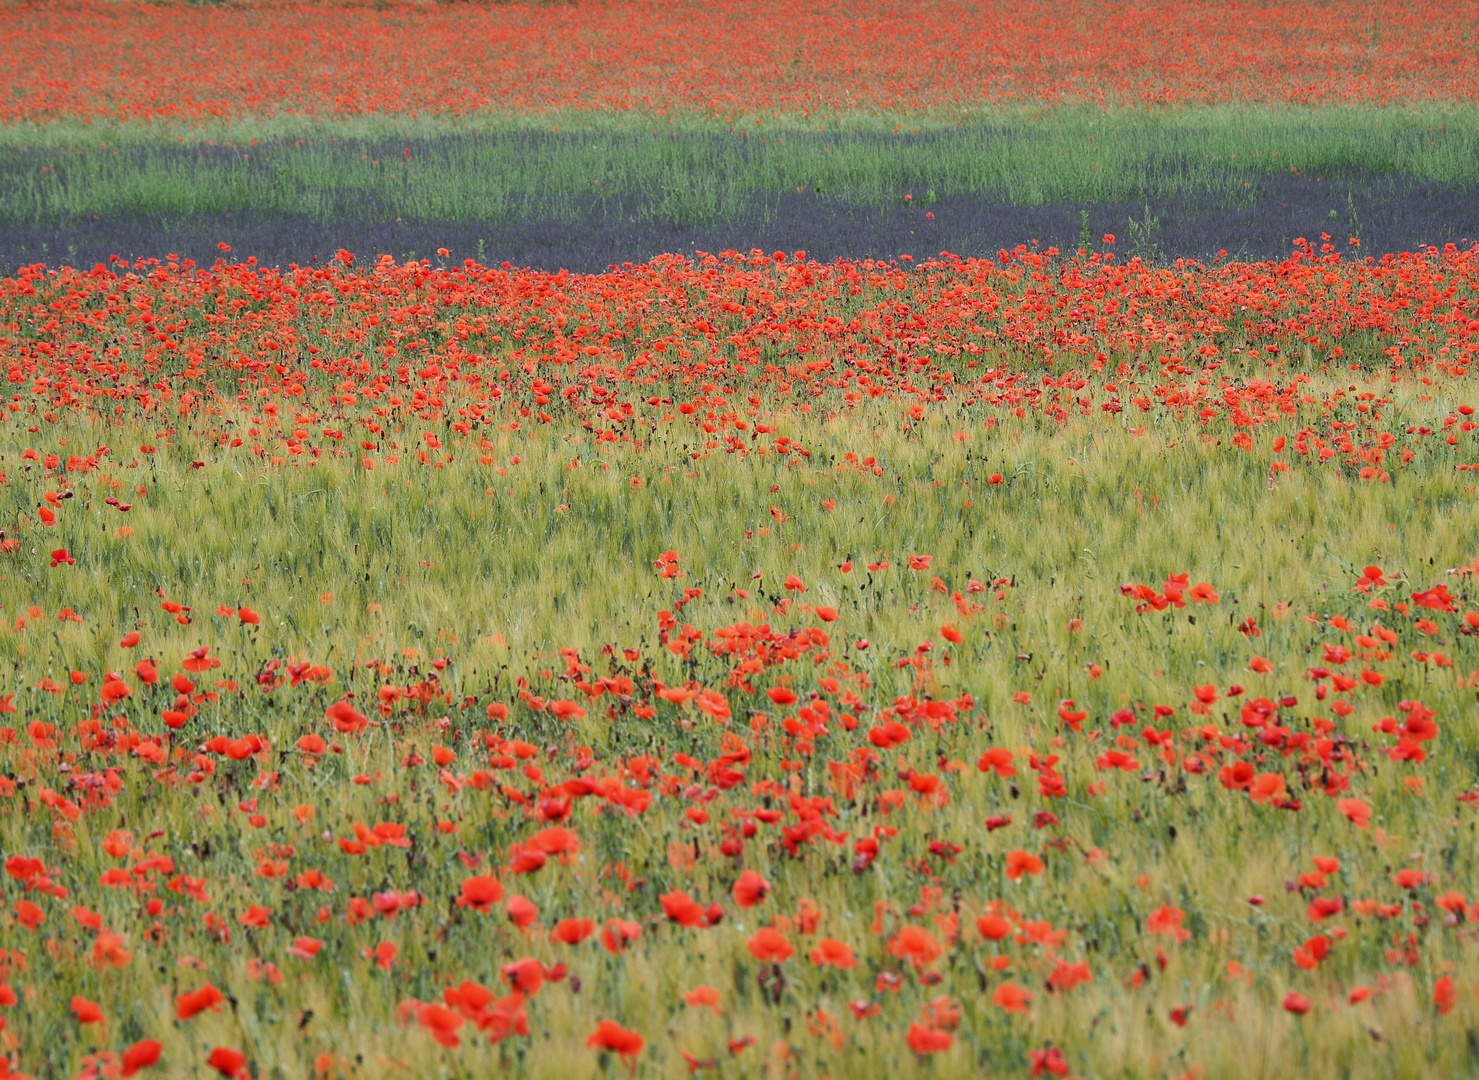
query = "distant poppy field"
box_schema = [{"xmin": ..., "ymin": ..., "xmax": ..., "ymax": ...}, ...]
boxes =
[
  {"xmin": 2, "ymin": 4, "xmax": 1479, "ymax": 1080},
  {"xmin": 4, "ymin": 0, "xmax": 1477, "ymax": 123}
]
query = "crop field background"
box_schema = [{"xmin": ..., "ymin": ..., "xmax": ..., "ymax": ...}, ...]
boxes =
[{"xmin": 0, "ymin": 3, "xmax": 1478, "ymax": 1080}]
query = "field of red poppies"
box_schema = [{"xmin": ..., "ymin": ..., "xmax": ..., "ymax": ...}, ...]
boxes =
[
  {"xmin": 3, "ymin": 0, "xmax": 1477, "ymax": 123},
  {"xmin": 2, "ymin": 4, "xmax": 1479, "ymax": 1080}
]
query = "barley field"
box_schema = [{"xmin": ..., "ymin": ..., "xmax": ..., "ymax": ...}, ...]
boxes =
[{"xmin": 1, "ymin": 4, "xmax": 1478, "ymax": 1080}]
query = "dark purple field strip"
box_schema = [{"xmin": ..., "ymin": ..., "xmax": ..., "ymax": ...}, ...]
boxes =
[{"xmin": 4, "ymin": 181, "xmax": 1473, "ymax": 273}]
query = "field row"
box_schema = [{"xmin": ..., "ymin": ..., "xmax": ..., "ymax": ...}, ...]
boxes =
[
  {"xmin": 11, "ymin": 117, "xmax": 1479, "ymax": 208},
  {"xmin": 4, "ymin": 0, "xmax": 1477, "ymax": 126},
  {"xmin": 5, "ymin": 117, "xmax": 1478, "ymax": 273},
  {"xmin": 5, "ymin": 177, "xmax": 1475, "ymax": 278}
]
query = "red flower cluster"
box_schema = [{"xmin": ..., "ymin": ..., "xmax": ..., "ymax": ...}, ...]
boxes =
[
  {"xmin": 2, "ymin": 0, "xmax": 1476, "ymax": 126},
  {"xmin": 2, "ymin": 244, "xmax": 1475, "ymax": 447}
]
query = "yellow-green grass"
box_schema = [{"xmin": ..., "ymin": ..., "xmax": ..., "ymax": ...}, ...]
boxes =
[{"xmin": 1, "ymin": 364, "xmax": 1478, "ymax": 1078}]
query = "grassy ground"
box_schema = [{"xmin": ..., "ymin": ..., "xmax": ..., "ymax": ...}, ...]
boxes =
[
  {"xmin": 0, "ymin": 248, "xmax": 1477, "ymax": 1078},
  {"xmin": 5, "ymin": 108, "xmax": 1476, "ymax": 230},
  {"xmin": 6, "ymin": 388, "xmax": 1479, "ymax": 1080}
]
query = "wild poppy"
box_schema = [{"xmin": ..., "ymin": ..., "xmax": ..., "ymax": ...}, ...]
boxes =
[
  {"xmin": 747, "ymin": 927, "xmax": 794, "ymax": 962},
  {"xmin": 1030, "ymin": 1046, "xmax": 1070, "ymax": 1076},
  {"xmin": 501, "ymin": 957, "xmax": 546, "ymax": 996},
  {"xmin": 93, "ymin": 931, "xmax": 132, "ymax": 969},
  {"xmin": 1394, "ymin": 868, "xmax": 1427, "ymax": 889},
  {"xmin": 993, "ymin": 982, "xmax": 1033, "ymax": 1013},
  {"xmin": 552, "ymin": 918, "xmax": 594, "ymax": 945},
  {"xmin": 121, "ymin": 1040, "xmax": 163, "ymax": 1077},
  {"xmin": 70, "ymin": 996, "xmax": 105, "ymax": 1024},
  {"xmin": 808, "ymin": 938, "xmax": 858, "ymax": 968},
  {"xmin": 906, "ymin": 1022, "xmax": 952, "ymax": 1053},
  {"xmin": 1049, "ymin": 959, "xmax": 1093, "ymax": 991},
  {"xmin": 506, "ymin": 895, "xmax": 538, "ymax": 928},
  {"xmin": 238, "ymin": 904, "xmax": 272, "ymax": 928},
  {"xmin": 1188, "ymin": 582, "xmax": 1219, "ymax": 604},
  {"xmin": 1147, "ymin": 905, "xmax": 1190, "ymax": 942},
  {"xmin": 684, "ymin": 985, "xmax": 721, "ymax": 1012},
  {"xmin": 978, "ymin": 747, "xmax": 1017, "ymax": 777},
  {"xmin": 977, "ymin": 914, "xmax": 1012, "ymax": 940},
  {"xmin": 1056, "ymin": 699, "xmax": 1088, "ymax": 729},
  {"xmin": 206, "ymin": 1047, "xmax": 248, "ymax": 1078},
  {"xmin": 292, "ymin": 727, "xmax": 325, "ymax": 754},
  {"xmin": 177, "ymin": 984, "xmax": 225, "ymax": 1020},
  {"xmin": 732, "ymin": 870, "xmax": 770, "ymax": 908},
  {"xmin": 888, "ymin": 925, "xmax": 942, "ymax": 969},
  {"xmin": 457, "ymin": 875, "xmax": 505, "ymax": 912},
  {"xmin": 288, "ymin": 937, "xmax": 323, "ymax": 960},
  {"xmin": 326, "ymin": 699, "xmax": 368, "ymax": 734},
  {"xmin": 1249, "ymin": 772, "xmax": 1287, "ymax": 805},
  {"xmin": 1338, "ymin": 798, "xmax": 1372, "ymax": 828},
  {"xmin": 364, "ymin": 941, "xmax": 397, "ymax": 969},
  {"xmin": 418, "ymin": 1002, "xmax": 465, "ymax": 1047},
  {"xmin": 587, "ymin": 1019, "xmax": 644, "ymax": 1064},
  {"xmin": 601, "ymin": 919, "xmax": 642, "ymax": 955},
  {"xmin": 660, "ymin": 890, "xmax": 707, "ymax": 927},
  {"xmin": 1004, "ymin": 850, "xmax": 1045, "ymax": 880}
]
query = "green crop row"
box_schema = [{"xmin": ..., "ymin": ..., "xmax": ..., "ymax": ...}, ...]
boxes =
[{"xmin": 1, "ymin": 106, "xmax": 1474, "ymax": 229}]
